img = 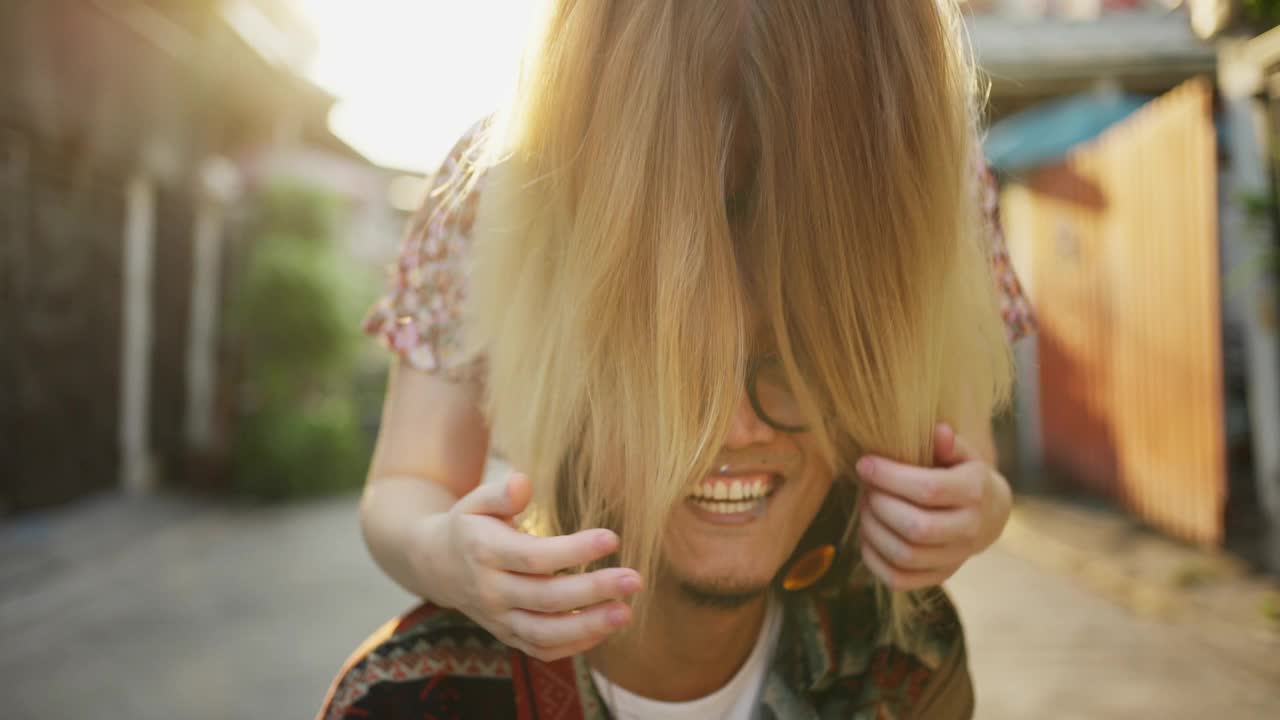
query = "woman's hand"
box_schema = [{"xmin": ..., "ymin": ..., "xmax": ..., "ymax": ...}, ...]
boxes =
[
  {"xmin": 854, "ymin": 423, "xmax": 1011, "ymax": 591},
  {"xmin": 413, "ymin": 472, "xmax": 642, "ymax": 662}
]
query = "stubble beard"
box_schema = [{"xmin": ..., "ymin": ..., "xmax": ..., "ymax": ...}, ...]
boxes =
[{"xmin": 675, "ymin": 577, "xmax": 771, "ymax": 610}]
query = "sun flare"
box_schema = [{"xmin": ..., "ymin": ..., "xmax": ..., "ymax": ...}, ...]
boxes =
[{"xmin": 291, "ymin": 0, "xmax": 535, "ymax": 173}]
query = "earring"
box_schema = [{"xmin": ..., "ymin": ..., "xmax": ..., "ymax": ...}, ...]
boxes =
[{"xmin": 781, "ymin": 543, "xmax": 836, "ymax": 591}]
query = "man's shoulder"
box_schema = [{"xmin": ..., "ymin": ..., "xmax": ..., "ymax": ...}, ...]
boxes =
[
  {"xmin": 818, "ymin": 582, "xmax": 965, "ymax": 658},
  {"xmin": 317, "ymin": 603, "xmax": 519, "ymax": 720},
  {"xmin": 790, "ymin": 584, "xmax": 972, "ymax": 716}
]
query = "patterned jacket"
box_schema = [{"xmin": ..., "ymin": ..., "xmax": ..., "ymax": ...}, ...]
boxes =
[{"xmin": 318, "ymin": 583, "xmax": 973, "ymax": 720}]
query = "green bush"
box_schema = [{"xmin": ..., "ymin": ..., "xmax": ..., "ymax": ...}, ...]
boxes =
[
  {"xmin": 230, "ymin": 394, "xmax": 366, "ymax": 500},
  {"xmin": 232, "ymin": 234, "xmax": 357, "ymax": 393},
  {"xmin": 244, "ymin": 184, "xmax": 343, "ymax": 248},
  {"xmin": 226, "ymin": 184, "xmax": 371, "ymax": 500},
  {"xmin": 1243, "ymin": 0, "xmax": 1280, "ymax": 28}
]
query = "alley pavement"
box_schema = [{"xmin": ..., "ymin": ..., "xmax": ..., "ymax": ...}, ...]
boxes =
[{"xmin": 1, "ymin": 491, "xmax": 1276, "ymax": 719}]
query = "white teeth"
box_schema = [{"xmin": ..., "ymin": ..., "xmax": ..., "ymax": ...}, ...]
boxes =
[
  {"xmin": 691, "ymin": 498, "xmax": 766, "ymax": 514},
  {"xmin": 688, "ymin": 476, "xmax": 778, "ymax": 501}
]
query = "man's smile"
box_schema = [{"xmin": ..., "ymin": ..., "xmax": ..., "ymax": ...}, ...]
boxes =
[{"xmin": 686, "ymin": 468, "xmax": 785, "ymax": 523}]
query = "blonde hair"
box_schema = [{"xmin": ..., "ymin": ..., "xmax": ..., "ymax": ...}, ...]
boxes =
[{"xmin": 465, "ymin": 0, "xmax": 1011, "ymax": 643}]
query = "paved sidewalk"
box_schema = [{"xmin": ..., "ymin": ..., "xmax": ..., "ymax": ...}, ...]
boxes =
[
  {"xmin": 1, "ymin": 493, "xmax": 1277, "ymax": 719},
  {"xmin": 950, "ymin": 547, "xmax": 1278, "ymax": 719},
  {"xmin": 0, "ymin": 493, "xmax": 412, "ymax": 720}
]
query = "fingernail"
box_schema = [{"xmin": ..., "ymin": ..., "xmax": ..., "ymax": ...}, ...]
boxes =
[
  {"xmin": 856, "ymin": 457, "xmax": 875, "ymax": 479},
  {"xmin": 617, "ymin": 573, "xmax": 641, "ymax": 594},
  {"xmin": 594, "ymin": 531, "xmax": 618, "ymax": 552},
  {"xmin": 607, "ymin": 606, "xmax": 630, "ymax": 627}
]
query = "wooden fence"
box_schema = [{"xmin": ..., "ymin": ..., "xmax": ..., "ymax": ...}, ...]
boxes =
[{"xmin": 1002, "ymin": 78, "xmax": 1226, "ymax": 545}]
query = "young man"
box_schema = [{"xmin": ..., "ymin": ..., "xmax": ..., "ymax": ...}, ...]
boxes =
[{"xmin": 326, "ymin": 2, "xmax": 1033, "ymax": 717}]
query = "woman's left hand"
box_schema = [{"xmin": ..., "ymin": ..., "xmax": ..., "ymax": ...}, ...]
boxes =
[{"xmin": 854, "ymin": 423, "xmax": 1011, "ymax": 591}]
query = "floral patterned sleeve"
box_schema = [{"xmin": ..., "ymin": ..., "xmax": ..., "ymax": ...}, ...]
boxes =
[
  {"xmin": 361, "ymin": 122, "xmax": 489, "ymax": 386},
  {"xmin": 979, "ymin": 161, "xmax": 1036, "ymax": 342}
]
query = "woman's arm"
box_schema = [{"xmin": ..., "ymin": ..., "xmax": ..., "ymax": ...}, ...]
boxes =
[
  {"xmin": 359, "ymin": 359, "xmax": 641, "ymax": 661},
  {"xmin": 360, "ymin": 360, "xmax": 491, "ymax": 599}
]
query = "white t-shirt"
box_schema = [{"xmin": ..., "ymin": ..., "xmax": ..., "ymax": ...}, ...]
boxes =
[{"xmin": 589, "ymin": 595, "xmax": 784, "ymax": 720}]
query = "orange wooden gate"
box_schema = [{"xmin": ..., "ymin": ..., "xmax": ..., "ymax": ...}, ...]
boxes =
[{"xmin": 1002, "ymin": 78, "xmax": 1226, "ymax": 545}]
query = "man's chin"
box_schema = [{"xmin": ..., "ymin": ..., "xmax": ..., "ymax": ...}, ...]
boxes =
[{"xmin": 676, "ymin": 578, "xmax": 772, "ymax": 610}]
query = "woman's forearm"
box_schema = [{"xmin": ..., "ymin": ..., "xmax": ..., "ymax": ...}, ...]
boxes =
[
  {"xmin": 359, "ymin": 476, "xmax": 460, "ymax": 603},
  {"xmin": 359, "ymin": 362, "xmax": 491, "ymax": 602}
]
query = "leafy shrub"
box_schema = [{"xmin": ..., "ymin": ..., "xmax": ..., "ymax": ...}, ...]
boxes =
[
  {"xmin": 225, "ymin": 184, "xmax": 370, "ymax": 500},
  {"xmin": 1243, "ymin": 0, "xmax": 1280, "ymax": 28},
  {"xmin": 230, "ymin": 394, "xmax": 366, "ymax": 500}
]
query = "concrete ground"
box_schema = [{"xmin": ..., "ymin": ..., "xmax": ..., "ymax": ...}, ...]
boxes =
[
  {"xmin": 951, "ymin": 549, "xmax": 1278, "ymax": 719},
  {"xmin": 0, "ymin": 494, "xmax": 412, "ymax": 720},
  {"xmin": 1, "ymin": 492, "xmax": 1277, "ymax": 719}
]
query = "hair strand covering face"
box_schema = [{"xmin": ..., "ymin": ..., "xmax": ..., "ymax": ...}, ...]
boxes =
[{"xmin": 464, "ymin": 0, "xmax": 1012, "ymax": 645}]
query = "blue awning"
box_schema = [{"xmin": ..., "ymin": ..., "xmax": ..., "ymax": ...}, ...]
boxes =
[{"xmin": 984, "ymin": 92, "xmax": 1151, "ymax": 174}]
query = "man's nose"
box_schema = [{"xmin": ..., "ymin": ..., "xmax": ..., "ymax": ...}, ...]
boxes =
[{"xmin": 723, "ymin": 391, "xmax": 778, "ymax": 448}]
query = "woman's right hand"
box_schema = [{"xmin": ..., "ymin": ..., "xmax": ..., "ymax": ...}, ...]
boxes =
[{"xmin": 414, "ymin": 472, "xmax": 642, "ymax": 662}]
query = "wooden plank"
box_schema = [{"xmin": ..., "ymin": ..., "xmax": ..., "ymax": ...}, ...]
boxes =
[{"xmin": 1017, "ymin": 78, "xmax": 1224, "ymax": 545}]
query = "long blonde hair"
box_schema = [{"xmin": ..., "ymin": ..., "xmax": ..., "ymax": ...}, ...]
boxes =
[{"xmin": 464, "ymin": 0, "xmax": 1011, "ymax": 642}]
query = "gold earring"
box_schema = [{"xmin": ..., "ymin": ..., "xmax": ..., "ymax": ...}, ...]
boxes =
[{"xmin": 781, "ymin": 544, "xmax": 836, "ymax": 591}]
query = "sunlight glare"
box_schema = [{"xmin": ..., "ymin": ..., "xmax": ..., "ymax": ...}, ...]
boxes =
[{"xmin": 292, "ymin": 0, "xmax": 535, "ymax": 173}]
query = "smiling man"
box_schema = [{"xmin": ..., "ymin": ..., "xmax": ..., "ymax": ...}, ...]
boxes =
[
  {"xmin": 319, "ymin": 1, "xmax": 1032, "ymax": 718},
  {"xmin": 321, "ymin": 418, "xmax": 994, "ymax": 720}
]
